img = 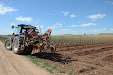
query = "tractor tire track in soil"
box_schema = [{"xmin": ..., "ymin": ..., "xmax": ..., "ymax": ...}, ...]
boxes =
[{"xmin": 0, "ymin": 37, "xmax": 113, "ymax": 75}]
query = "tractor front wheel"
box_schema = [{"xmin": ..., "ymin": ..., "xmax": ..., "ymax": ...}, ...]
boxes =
[{"xmin": 5, "ymin": 39, "xmax": 12, "ymax": 50}]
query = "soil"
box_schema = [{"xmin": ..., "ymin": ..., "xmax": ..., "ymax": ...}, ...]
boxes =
[
  {"xmin": 0, "ymin": 37, "xmax": 8, "ymax": 42},
  {"xmin": 33, "ymin": 42, "xmax": 113, "ymax": 75},
  {"xmin": 1, "ymin": 37, "xmax": 113, "ymax": 75}
]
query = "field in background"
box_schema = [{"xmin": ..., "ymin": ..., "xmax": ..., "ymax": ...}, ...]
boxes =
[
  {"xmin": 0, "ymin": 35, "xmax": 11, "ymax": 37},
  {"xmin": 1, "ymin": 34, "xmax": 113, "ymax": 47},
  {"xmin": 51, "ymin": 35, "xmax": 113, "ymax": 47}
]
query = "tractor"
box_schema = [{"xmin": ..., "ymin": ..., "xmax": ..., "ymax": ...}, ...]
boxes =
[{"xmin": 5, "ymin": 24, "xmax": 56, "ymax": 54}]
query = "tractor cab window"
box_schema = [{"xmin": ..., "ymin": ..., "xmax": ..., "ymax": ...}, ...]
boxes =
[
  {"xmin": 22, "ymin": 29, "xmax": 26, "ymax": 33},
  {"xmin": 15, "ymin": 26, "xmax": 21, "ymax": 34}
]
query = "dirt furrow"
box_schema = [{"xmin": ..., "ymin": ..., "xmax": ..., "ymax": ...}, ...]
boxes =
[{"xmin": 33, "ymin": 42, "xmax": 113, "ymax": 75}]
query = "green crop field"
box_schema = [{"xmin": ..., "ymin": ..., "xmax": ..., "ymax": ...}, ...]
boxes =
[{"xmin": 51, "ymin": 35, "xmax": 113, "ymax": 47}]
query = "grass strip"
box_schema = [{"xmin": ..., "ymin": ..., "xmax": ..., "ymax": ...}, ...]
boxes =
[{"xmin": 25, "ymin": 55, "xmax": 65, "ymax": 74}]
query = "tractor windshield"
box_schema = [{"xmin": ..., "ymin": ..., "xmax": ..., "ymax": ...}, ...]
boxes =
[{"xmin": 15, "ymin": 26, "xmax": 21, "ymax": 34}]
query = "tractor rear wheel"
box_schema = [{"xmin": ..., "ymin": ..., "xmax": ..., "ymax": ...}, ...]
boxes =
[
  {"xmin": 5, "ymin": 39, "xmax": 12, "ymax": 50},
  {"xmin": 12, "ymin": 37, "xmax": 24, "ymax": 54}
]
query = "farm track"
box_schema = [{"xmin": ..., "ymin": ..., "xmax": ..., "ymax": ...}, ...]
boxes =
[
  {"xmin": 0, "ymin": 41, "xmax": 52, "ymax": 75},
  {"xmin": 0, "ymin": 37, "xmax": 113, "ymax": 75}
]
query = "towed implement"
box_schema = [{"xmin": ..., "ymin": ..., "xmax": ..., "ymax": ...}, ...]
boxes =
[{"xmin": 5, "ymin": 24, "xmax": 56, "ymax": 54}]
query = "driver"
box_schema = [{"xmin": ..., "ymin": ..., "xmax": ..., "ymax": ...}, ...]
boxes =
[{"xmin": 28, "ymin": 28, "xmax": 37, "ymax": 36}]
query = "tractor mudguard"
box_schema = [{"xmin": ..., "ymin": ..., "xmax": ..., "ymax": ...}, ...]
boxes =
[
  {"xmin": 8, "ymin": 37, "xmax": 14, "ymax": 45},
  {"xmin": 8, "ymin": 37, "xmax": 14, "ymax": 42}
]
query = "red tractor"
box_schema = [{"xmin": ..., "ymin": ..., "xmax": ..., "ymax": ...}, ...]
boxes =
[{"xmin": 5, "ymin": 24, "xmax": 56, "ymax": 54}]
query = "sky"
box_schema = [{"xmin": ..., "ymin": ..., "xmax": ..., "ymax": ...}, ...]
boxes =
[{"xmin": 0, "ymin": 0, "xmax": 113, "ymax": 35}]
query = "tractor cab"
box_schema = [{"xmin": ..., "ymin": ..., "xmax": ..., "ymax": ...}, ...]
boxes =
[{"xmin": 12, "ymin": 24, "xmax": 39, "ymax": 36}]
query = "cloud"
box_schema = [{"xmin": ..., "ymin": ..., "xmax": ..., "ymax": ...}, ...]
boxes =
[
  {"xmin": 70, "ymin": 14, "xmax": 76, "ymax": 18},
  {"xmin": 52, "ymin": 29, "xmax": 74, "ymax": 35},
  {"xmin": 71, "ymin": 25, "xmax": 78, "ymax": 27},
  {"xmin": 58, "ymin": 28, "xmax": 109, "ymax": 35},
  {"xmin": 61, "ymin": 29, "xmax": 70, "ymax": 31},
  {"xmin": 0, "ymin": 3, "xmax": 17, "ymax": 15},
  {"xmin": 48, "ymin": 23, "xmax": 62, "ymax": 29},
  {"xmin": 71, "ymin": 23, "xmax": 96, "ymax": 27},
  {"xmin": 81, "ymin": 23, "xmax": 96, "ymax": 27},
  {"xmin": 48, "ymin": 25, "xmax": 62, "ymax": 29},
  {"xmin": 105, "ymin": 1, "xmax": 113, "ymax": 4},
  {"xmin": 55, "ymin": 23, "xmax": 62, "ymax": 26},
  {"xmin": 88, "ymin": 14, "xmax": 106, "ymax": 21},
  {"xmin": 81, "ymin": 28, "xmax": 108, "ymax": 34},
  {"xmin": 62, "ymin": 11, "xmax": 77, "ymax": 18},
  {"xmin": 103, "ymin": 28, "xmax": 107, "ymax": 30},
  {"xmin": 36, "ymin": 25, "xmax": 44, "ymax": 28},
  {"xmin": 110, "ymin": 29, "xmax": 113, "ymax": 31},
  {"xmin": 62, "ymin": 11, "xmax": 69, "ymax": 16},
  {"xmin": 16, "ymin": 16, "xmax": 32, "ymax": 22}
]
